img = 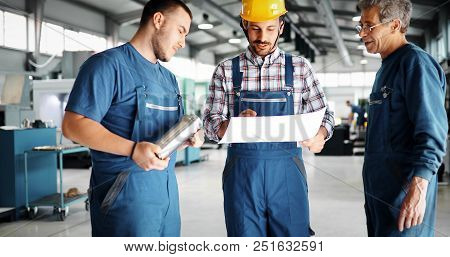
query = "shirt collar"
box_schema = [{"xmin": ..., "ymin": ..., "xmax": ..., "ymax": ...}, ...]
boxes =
[{"xmin": 244, "ymin": 46, "xmax": 282, "ymax": 66}]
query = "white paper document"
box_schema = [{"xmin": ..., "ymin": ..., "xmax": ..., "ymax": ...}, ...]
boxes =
[{"xmin": 219, "ymin": 108, "xmax": 326, "ymax": 144}]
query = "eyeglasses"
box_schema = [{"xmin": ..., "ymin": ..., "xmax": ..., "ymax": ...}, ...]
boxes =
[{"xmin": 355, "ymin": 20, "xmax": 393, "ymax": 33}]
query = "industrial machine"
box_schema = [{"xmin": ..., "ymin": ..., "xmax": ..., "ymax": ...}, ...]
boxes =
[{"xmin": 0, "ymin": 75, "xmax": 35, "ymax": 127}]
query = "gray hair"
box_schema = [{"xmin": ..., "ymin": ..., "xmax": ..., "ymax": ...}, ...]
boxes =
[{"xmin": 358, "ymin": 0, "xmax": 412, "ymax": 33}]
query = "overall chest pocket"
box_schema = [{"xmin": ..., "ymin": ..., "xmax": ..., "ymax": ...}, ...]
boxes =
[
  {"xmin": 366, "ymin": 92, "xmax": 390, "ymax": 153},
  {"xmin": 238, "ymin": 91, "xmax": 291, "ymax": 116},
  {"xmin": 138, "ymin": 92, "xmax": 181, "ymax": 142}
]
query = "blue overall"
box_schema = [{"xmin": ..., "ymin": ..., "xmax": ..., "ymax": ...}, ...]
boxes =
[
  {"xmin": 66, "ymin": 43, "xmax": 183, "ymax": 236},
  {"xmin": 222, "ymin": 54, "xmax": 311, "ymax": 237},
  {"xmin": 363, "ymin": 44, "xmax": 447, "ymax": 237},
  {"xmin": 351, "ymin": 105, "xmax": 365, "ymax": 126}
]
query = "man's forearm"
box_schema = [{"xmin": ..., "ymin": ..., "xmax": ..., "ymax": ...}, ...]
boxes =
[
  {"xmin": 318, "ymin": 126, "xmax": 328, "ymax": 139},
  {"xmin": 62, "ymin": 112, "xmax": 134, "ymax": 157}
]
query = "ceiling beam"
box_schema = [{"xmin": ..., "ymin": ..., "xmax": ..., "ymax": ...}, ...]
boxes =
[
  {"xmin": 287, "ymin": 2, "xmax": 357, "ymax": 17},
  {"xmin": 298, "ymin": 22, "xmax": 356, "ymax": 32},
  {"xmin": 109, "ymin": 10, "xmax": 142, "ymax": 25},
  {"xmin": 410, "ymin": 0, "xmax": 449, "ymax": 6},
  {"xmin": 190, "ymin": 0, "xmax": 242, "ymax": 32},
  {"xmin": 309, "ymin": 34, "xmax": 361, "ymax": 43},
  {"xmin": 194, "ymin": 39, "xmax": 229, "ymax": 49},
  {"xmin": 59, "ymin": 0, "xmax": 108, "ymax": 16},
  {"xmin": 311, "ymin": 0, "xmax": 353, "ymax": 66},
  {"xmin": 285, "ymin": 15, "xmax": 321, "ymax": 54}
]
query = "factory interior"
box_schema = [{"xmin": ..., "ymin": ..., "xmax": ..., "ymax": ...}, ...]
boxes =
[{"xmin": 0, "ymin": 0, "xmax": 450, "ymax": 238}]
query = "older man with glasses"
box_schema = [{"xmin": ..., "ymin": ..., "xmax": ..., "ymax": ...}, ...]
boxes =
[{"xmin": 357, "ymin": 0, "xmax": 447, "ymax": 237}]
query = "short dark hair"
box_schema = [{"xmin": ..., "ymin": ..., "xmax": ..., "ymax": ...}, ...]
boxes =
[{"xmin": 139, "ymin": 0, "xmax": 192, "ymax": 27}]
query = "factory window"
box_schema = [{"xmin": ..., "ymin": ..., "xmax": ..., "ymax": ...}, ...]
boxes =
[
  {"xmin": 0, "ymin": 11, "xmax": 4, "ymax": 46},
  {"xmin": 437, "ymin": 36, "xmax": 445, "ymax": 62},
  {"xmin": 324, "ymin": 73, "xmax": 339, "ymax": 87},
  {"xmin": 64, "ymin": 29, "xmax": 106, "ymax": 52},
  {"xmin": 40, "ymin": 22, "xmax": 64, "ymax": 56},
  {"xmin": 338, "ymin": 73, "xmax": 351, "ymax": 86},
  {"xmin": 316, "ymin": 72, "xmax": 376, "ymax": 87},
  {"xmin": 4, "ymin": 11, "xmax": 26, "ymax": 50},
  {"xmin": 315, "ymin": 73, "xmax": 326, "ymax": 86},
  {"xmin": 64, "ymin": 29, "xmax": 84, "ymax": 51},
  {"xmin": 364, "ymin": 72, "xmax": 376, "ymax": 87},
  {"xmin": 351, "ymin": 72, "xmax": 365, "ymax": 87},
  {"xmin": 27, "ymin": 18, "xmax": 34, "ymax": 52},
  {"xmin": 78, "ymin": 32, "xmax": 107, "ymax": 52}
]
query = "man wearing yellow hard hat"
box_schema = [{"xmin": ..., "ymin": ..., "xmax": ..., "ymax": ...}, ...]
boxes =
[{"xmin": 204, "ymin": 0, "xmax": 334, "ymax": 236}]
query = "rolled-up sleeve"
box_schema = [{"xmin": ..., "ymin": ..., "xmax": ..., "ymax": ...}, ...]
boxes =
[
  {"xmin": 300, "ymin": 60, "xmax": 335, "ymax": 140},
  {"xmin": 203, "ymin": 64, "xmax": 229, "ymax": 142}
]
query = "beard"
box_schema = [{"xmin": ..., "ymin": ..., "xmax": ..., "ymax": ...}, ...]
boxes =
[
  {"xmin": 250, "ymin": 40, "xmax": 274, "ymax": 56},
  {"xmin": 151, "ymin": 24, "xmax": 174, "ymax": 62},
  {"xmin": 152, "ymin": 37, "xmax": 170, "ymax": 62}
]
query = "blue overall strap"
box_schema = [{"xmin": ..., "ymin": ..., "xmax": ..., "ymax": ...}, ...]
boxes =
[
  {"xmin": 119, "ymin": 49, "xmax": 143, "ymax": 144},
  {"xmin": 231, "ymin": 56, "xmax": 242, "ymax": 117},
  {"xmin": 285, "ymin": 53, "xmax": 294, "ymax": 88}
]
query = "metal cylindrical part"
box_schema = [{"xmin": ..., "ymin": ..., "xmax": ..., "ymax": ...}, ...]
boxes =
[{"xmin": 155, "ymin": 115, "xmax": 202, "ymax": 159}]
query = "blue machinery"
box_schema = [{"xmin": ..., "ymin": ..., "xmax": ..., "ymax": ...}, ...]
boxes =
[{"xmin": 0, "ymin": 128, "xmax": 89, "ymax": 221}]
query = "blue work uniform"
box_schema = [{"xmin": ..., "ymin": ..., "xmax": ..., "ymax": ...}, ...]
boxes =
[
  {"xmin": 363, "ymin": 43, "xmax": 447, "ymax": 237},
  {"xmin": 351, "ymin": 105, "xmax": 365, "ymax": 126},
  {"xmin": 65, "ymin": 43, "xmax": 184, "ymax": 236},
  {"xmin": 222, "ymin": 54, "xmax": 312, "ymax": 237}
]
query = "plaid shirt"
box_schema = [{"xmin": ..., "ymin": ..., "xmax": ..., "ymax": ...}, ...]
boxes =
[{"xmin": 203, "ymin": 47, "xmax": 335, "ymax": 142}]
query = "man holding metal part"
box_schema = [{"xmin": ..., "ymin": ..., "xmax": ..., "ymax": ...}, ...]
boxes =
[
  {"xmin": 357, "ymin": 0, "xmax": 447, "ymax": 236},
  {"xmin": 203, "ymin": 0, "xmax": 334, "ymax": 236},
  {"xmin": 62, "ymin": 0, "xmax": 204, "ymax": 236}
]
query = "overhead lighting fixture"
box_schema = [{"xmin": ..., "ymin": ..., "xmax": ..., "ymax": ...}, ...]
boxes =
[
  {"xmin": 228, "ymin": 38, "xmax": 241, "ymax": 44},
  {"xmin": 228, "ymin": 31, "xmax": 241, "ymax": 44},
  {"xmin": 357, "ymin": 44, "xmax": 366, "ymax": 50},
  {"xmin": 352, "ymin": 16, "xmax": 361, "ymax": 22},
  {"xmin": 198, "ymin": 13, "xmax": 214, "ymax": 30},
  {"xmin": 360, "ymin": 59, "xmax": 368, "ymax": 65}
]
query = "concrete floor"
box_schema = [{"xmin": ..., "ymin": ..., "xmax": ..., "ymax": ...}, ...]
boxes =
[{"xmin": 1, "ymin": 148, "xmax": 449, "ymax": 237}]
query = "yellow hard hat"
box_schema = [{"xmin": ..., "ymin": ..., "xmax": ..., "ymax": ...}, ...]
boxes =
[{"xmin": 240, "ymin": 0, "xmax": 288, "ymax": 22}]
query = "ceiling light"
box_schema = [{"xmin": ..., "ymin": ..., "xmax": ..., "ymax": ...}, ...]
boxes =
[
  {"xmin": 352, "ymin": 16, "xmax": 361, "ymax": 22},
  {"xmin": 357, "ymin": 45, "xmax": 365, "ymax": 50},
  {"xmin": 228, "ymin": 30, "xmax": 241, "ymax": 44},
  {"xmin": 198, "ymin": 13, "xmax": 214, "ymax": 30},
  {"xmin": 228, "ymin": 38, "xmax": 241, "ymax": 44},
  {"xmin": 360, "ymin": 59, "xmax": 368, "ymax": 65}
]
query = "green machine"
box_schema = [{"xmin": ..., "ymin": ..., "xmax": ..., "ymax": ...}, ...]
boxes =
[{"xmin": 175, "ymin": 78, "xmax": 207, "ymax": 165}]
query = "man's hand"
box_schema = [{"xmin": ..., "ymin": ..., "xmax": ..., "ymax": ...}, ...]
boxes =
[
  {"xmin": 217, "ymin": 120, "xmax": 229, "ymax": 139},
  {"xmin": 300, "ymin": 126, "xmax": 328, "ymax": 153},
  {"xmin": 239, "ymin": 109, "xmax": 257, "ymax": 117},
  {"xmin": 398, "ymin": 176, "xmax": 428, "ymax": 232},
  {"xmin": 179, "ymin": 129, "xmax": 205, "ymax": 150},
  {"xmin": 217, "ymin": 109, "xmax": 257, "ymax": 139},
  {"xmin": 131, "ymin": 142, "xmax": 170, "ymax": 171}
]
